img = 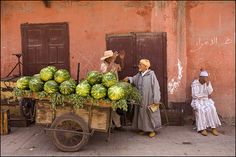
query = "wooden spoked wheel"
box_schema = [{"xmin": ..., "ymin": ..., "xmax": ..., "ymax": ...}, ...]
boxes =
[{"xmin": 50, "ymin": 114, "xmax": 89, "ymax": 152}]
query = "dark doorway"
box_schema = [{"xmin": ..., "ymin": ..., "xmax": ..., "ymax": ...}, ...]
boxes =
[
  {"xmin": 21, "ymin": 22, "xmax": 70, "ymax": 75},
  {"xmin": 106, "ymin": 33, "xmax": 135, "ymax": 80},
  {"xmin": 106, "ymin": 32, "xmax": 167, "ymax": 106}
]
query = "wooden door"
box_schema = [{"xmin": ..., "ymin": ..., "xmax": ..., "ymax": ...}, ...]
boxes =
[
  {"xmin": 106, "ymin": 32, "xmax": 167, "ymax": 106},
  {"xmin": 106, "ymin": 34, "xmax": 136, "ymax": 80},
  {"xmin": 135, "ymin": 32, "xmax": 167, "ymax": 106},
  {"xmin": 21, "ymin": 22, "xmax": 69, "ymax": 75}
]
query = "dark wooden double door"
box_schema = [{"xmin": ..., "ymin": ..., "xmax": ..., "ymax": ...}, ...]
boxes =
[
  {"xmin": 21, "ymin": 22, "xmax": 69, "ymax": 76},
  {"xmin": 106, "ymin": 32, "xmax": 167, "ymax": 106}
]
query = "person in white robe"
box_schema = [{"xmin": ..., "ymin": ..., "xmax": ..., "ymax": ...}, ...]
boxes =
[{"xmin": 191, "ymin": 70, "xmax": 221, "ymax": 136}]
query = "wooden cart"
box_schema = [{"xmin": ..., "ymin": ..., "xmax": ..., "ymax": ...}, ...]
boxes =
[{"xmin": 22, "ymin": 93, "xmax": 113, "ymax": 152}]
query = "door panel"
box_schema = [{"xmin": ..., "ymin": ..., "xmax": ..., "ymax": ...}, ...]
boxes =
[
  {"xmin": 21, "ymin": 22, "xmax": 69, "ymax": 75},
  {"xmin": 106, "ymin": 34, "xmax": 135, "ymax": 80},
  {"xmin": 135, "ymin": 32, "xmax": 167, "ymax": 105}
]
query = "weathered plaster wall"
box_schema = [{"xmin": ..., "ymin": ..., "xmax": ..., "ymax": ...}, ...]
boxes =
[
  {"xmin": 150, "ymin": 1, "xmax": 188, "ymax": 103},
  {"xmin": 186, "ymin": 1, "xmax": 235, "ymax": 121}
]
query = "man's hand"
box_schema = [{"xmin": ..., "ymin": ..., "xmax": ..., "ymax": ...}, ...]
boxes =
[
  {"xmin": 113, "ymin": 51, "xmax": 119, "ymax": 59},
  {"xmin": 116, "ymin": 64, "xmax": 121, "ymax": 72},
  {"xmin": 119, "ymin": 50, "xmax": 126, "ymax": 60},
  {"xmin": 123, "ymin": 77, "xmax": 129, "ymax": 82}
]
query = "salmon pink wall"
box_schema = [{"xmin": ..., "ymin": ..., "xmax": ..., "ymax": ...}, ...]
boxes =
[
  {"xmin": 1, "ymin": 1, "xmax": 235, "ymax": 121},
  {"xmin": 186, "ymin": 1, "xmax": 235, "ymax": 121},
  {"xmin": 151, "ymin": 2, "xmax": 187, "ymax": 103}
]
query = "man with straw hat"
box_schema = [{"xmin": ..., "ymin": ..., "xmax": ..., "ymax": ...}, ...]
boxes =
[{"xmin": 100, "ymin": 50, "xmax": 125, "ymax": 131}]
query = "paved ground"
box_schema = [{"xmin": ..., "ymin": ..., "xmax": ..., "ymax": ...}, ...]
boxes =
[{"xmin": 1, "ymin": 124, "xmax": 235, "ymax": 156}]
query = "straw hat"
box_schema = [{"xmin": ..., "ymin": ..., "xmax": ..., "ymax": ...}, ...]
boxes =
[{"xmin": 100, "ymin": 50, "xmax": 114, "ymax": 60}]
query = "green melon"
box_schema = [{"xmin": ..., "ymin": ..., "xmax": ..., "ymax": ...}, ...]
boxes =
[
  {"xmin": 59, "ymin": 80, "xmax": 76, "ymax": 95},
  {"xmin": 40, "ymin": 67, "xmax": 54, "ymax": 81},
  {"xmin": 91, "ymin": 84, "xmax": 107, "ymax": 99},
  {"xmin": 16, "ymin": 76, "xmax": 31, "ymax": 90},
  {"xmin": 54, "ymin": 69, "xmax": 70, "ymax": 84},
  {"xmin": 117, "ymin": 82, "xmax": 142, "ymax": 103},
  {"xmin": 44, "ymin": 80, "xmax": 59, "ymax": 94},
  {"xmin": 108, "ymin": 84, "xmax": 125, "ymax": 101},
  {"xmin": 68, "ymin": 78, "xmax": 77, "ymax": 86},
  {"xmin": 47, "ymin": 66, "xmax": 57, "ymax": 73},
  {"xmin": 76, "ymin": 80, "xmax": 91, "ymax": 97},
  {"xmin": 116, "ymin": 81, "xmax": 133, "ymax": 97},
  {"xmin": 33, "ymin": 74, "xmax": 40, "ymax": 79},
  {"xmin": 86, "ymin": 71, "xmax": 102, "ymax": 85},
  {"xmin": 102, "ymin": 72, "xmax": 118, "ymax": 88},
  {"xmin": 29, "ymin": 77, "xmax": 44, "ymax": 92}
]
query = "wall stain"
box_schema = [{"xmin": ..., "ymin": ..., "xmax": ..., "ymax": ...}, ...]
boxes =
[
  {"xmin": 136, "ymin": 6, "xmax": 152, "ymax": 17},
  {"xmin": 132, "ymin": 1, "xmax": 154, "ymax": 31},
  {"xmin": 155, "ymin": 1, "xmax": 169, "ymax": 11},
  {"xmin": 176, "ymin": 1, "xmax": 186, "ymax": 58},
  {"xmin": 185, "ymin": 1, "xmax": 200, "ymax": 27},
  {"xmin": 124, "ymin": 1, "xmax": 152, "ymax": 8},
  {"xmin": 1, "ymin": 1, "xmax": 34, "ymax": 14},
  {"xmin": 54, "ymin": 1, "xmax": 93, "ymax": 10}
]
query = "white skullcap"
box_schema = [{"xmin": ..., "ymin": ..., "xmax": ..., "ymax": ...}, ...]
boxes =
[{"xmin": 199, "ymin": 70, "xmax": 208, "ymax": 77}]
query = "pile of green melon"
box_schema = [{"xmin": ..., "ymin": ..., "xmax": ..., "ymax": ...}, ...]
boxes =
[
  {"xmin": 14, "ymin": 66, "xmax": 141, "ymax": 111},
  {"xmin": 16, "ymin": 66, "xmax": 74, "ymax": 94}
]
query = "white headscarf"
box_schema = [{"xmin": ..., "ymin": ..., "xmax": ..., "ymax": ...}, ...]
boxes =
[{"xmin": 139, "ymin": 59, "xmax": 151, "ymax": 69}]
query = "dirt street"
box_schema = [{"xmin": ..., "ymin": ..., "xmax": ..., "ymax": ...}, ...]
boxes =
[{"xmin": 1, "ymin": 124, "xmax": 235, "ymax": 156}]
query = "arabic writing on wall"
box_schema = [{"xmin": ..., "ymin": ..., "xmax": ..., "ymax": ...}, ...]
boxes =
[{"xmin": 190, "ymin": 36, "xmax": 233, "ymax": 52}]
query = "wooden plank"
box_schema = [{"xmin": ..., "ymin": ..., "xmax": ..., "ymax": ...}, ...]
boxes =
[
  {"xmin": 1, "ymin": 81, "xmax": 17, "ymax": 88},
  {"xmin": 35, "ymin": 101, "xmax": 53, "ymax": 125},
  {"xmin": 55, "ymin": 105, "xmax": 73, "ymax": 118},
  {"xmin": 74, "ymin": 107, "xmax": 90, "ymax": 124},
  {"xmin": 1, "ymin": 91, "xmax": 15, "ymax": 100},
  {"xmin": 90, "ymin": 107, "xmax": 110, "ymax": 132},
  {"xmin": 1, "ymin": 103, "xmax": 33, "ymax": 127},
  {"xmin": 1, "ymin": 104, "xmax": 22, "ymax": 118},
  {"xmin": 0, "ymin": 109, "xmax": 10, "ymax": 135}
]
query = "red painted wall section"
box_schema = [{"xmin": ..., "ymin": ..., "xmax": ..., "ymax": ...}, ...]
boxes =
[
  {"xmin": 186, "ymin": 1, "xmax": 235, "ymax": 120},
  {"xmin": 1, "ymin": 1, "xmax": 235, "ymax": 121}
]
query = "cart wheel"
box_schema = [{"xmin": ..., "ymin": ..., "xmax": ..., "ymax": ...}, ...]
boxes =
[{"xmin": 50, "ymin": 114, "xmax": 89, "ymax": 152}]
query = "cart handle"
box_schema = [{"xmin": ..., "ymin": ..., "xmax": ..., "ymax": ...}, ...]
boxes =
[{"xmin": 45, "ymin": 128, "xmax": 95, "ymax": 136}]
